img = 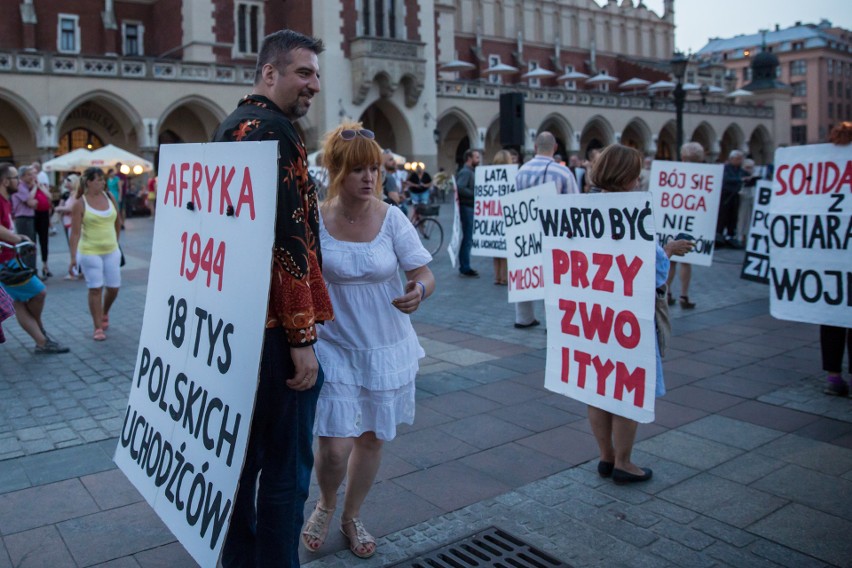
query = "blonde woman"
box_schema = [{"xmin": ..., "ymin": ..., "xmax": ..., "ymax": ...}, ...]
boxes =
[
  {"xmin": 68, "ymin": 168, "xmax": 121, "ymax": 341},
  {"xmin": 301, "ymin": 121, "xmax": 435, "ymax": 558}
]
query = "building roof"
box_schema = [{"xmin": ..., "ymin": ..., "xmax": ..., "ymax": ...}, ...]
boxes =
[{"xmin": 696, "ymin": 20, "xmax": 844, "ymax": 57}]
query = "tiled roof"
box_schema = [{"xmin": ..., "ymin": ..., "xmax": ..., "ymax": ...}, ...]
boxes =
[{"xmin": 696, "ymin": 24, "xmax": 838, "ymax": 56}]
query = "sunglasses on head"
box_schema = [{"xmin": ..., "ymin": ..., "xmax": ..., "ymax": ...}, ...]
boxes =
[{"xmin": 340, "ymin": 129, "xmax": 375, "ymax": 141}]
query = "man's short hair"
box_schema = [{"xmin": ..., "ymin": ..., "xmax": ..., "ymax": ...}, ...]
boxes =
[
  {"xmin": 463, "ymin": 149, "xmax": 480, "ymax": 163},
  {"xmin": 254, "ymin": 29, "xmax": 325, "ymax": 83},
  {"xmin": 535, "ymin": 132, "xmax": 556, "ymax": 154},
  {"xmin": 680, "ymin": 142, "xmax": 705, "ymax": 163},
  {"xmin": 0, "ymin": 162, "xmax": 14, "ymax": 183},
  {"xmin": 728, "ymin": 149, "xmax": 745, "ymax": 160},
  {"xmin": 18, "ymin": 165, "xmax": 32, "ymax": 178}
]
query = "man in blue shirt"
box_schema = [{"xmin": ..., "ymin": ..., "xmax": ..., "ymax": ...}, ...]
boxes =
[{"xmin": 514, "ymin": 132, "xmax": 579, "ymax": 328}]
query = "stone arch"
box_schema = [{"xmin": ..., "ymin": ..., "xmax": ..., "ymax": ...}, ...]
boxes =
[
  {"xmin": 538, "ymin": 113, "xmax": 576, "ymax": 158},
  {"xmin": 0, "ymin": 88, "xmax": 40, "ymax": 162},
  {"xmin": 690, "ymin": 121, "xmax": 717, "ymax": 157},
  {"xmin": 748, "ymin": 125, "xmax": 773, "ymax": 165},
  {"xmin": 484, "ymin": 115, "xmax": 504, "ymax": 163},
  {"xmin": 158, "ymin": 95, "xmax": 227, "ymax": 146},
  {"xmin": 437, "ymin": 107, "xmax": 477, "ymax": 171},
  {"xmin": 580, "ymin": 115, "xmax": 615, "ymax": 159},
  {"xmin": 656, "ymin": 120, "xmax": 676, "ymax": 160},
  {"xmin": 358, "ymin": 98, "xmax": 414, "ymax": 157},
  {"xmin": 57, "ymin": 90, "xmax": 144, "ymax": 152},
  {"xmin": 621, "ymin": 117, "xmax": 654, "ymax": 155},
  {"xmin": 720, "ymin": 123, "xmax": 745, "ymax": 162}
]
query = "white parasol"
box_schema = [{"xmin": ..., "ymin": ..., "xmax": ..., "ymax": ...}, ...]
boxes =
[
  {"xmin": 439, "ymin": 59, "xmax": 476, "ymax": 72},
  {"xmin": 42, "ymin": 148, "xmax": 93, "ymax": 172},
  {"xmin": 484, "ymin": 63, "xmax": 519, "ymax": 75},
  {"xmin": 522, "ymin": 67, "xmax": 556, "ymax": 80}
]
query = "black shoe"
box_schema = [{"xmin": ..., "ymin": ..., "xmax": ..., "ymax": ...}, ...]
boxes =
[
  {"xmin": 460, "ymin": 269, "xmax": 479, "ymax": 277},
  {"xmin": 597, "ymin": 461, "xmax": 614, "ymax": 478},
  {"xmin": 824, "ymin": 376, "xmax": 850, "ymax": 397},
  {"xmin": 514, "ymin": 319, "xmax": 540, "ymax": 329},
  {"xmin": 726, "ymin": 238, "xmax": 744, "ymax": 250},
  {"xmin": 679, "ymin": 296, "xmax": 696, "ymax": 309},
  {"xmin": 612, "ymin": 467, "xmax": 653, "ymax": 485},
  {"xmin": 666, "ymin": 293, "xmax": 675, "ymax": 306}
]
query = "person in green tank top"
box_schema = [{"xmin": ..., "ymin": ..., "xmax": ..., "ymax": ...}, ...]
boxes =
[{"xmin": 68, "ymin": 168, "xmax": 122, "ymax": 341}]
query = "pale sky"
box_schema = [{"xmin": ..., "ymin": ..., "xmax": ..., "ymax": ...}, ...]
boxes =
[{"xmin": 639, "ymin": 0, "xmax": 852, "ymax": 54}]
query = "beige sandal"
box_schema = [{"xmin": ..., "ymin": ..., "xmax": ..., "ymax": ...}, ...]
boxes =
[
  {"xmin": 340, "ymin": 517, "xmax": 376, "ymax": 559},
  {"xmin": 301, "ymin": 504, "xmax": 334, "ymax": 553}
]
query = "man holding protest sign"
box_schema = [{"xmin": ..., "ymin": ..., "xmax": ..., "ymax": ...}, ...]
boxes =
[
  {"xmin": 212, "ymin": 30, "xmax": 333, "ymax": 567},
  {"xmin": 456, "ymin": 149, "xmax": 481, "ymax": 277},
  {"xmin": 514, "ymin": 131, "xmax": 578, "ymax": 329}
]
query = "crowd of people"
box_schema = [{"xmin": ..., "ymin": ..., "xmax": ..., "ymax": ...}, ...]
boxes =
[{"xmin": 2, "ymin": 26, "xmax": 847, "ymax": 568}]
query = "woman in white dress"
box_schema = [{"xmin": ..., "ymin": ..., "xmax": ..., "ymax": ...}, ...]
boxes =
[{"xmin": 301, "ymin": 121, "xmax": 435, "ymax": 559}]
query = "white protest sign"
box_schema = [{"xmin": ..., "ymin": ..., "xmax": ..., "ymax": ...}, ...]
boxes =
[
  {"xmin": 115, "ymin": 142, "xmax": 277, "ymax": 567},
  {"xmin": 472, "ymin": 164, "xmax": 518, "ymax": 258},
  {"xmin": 503, "ymin": 182, "xmax": 558, "ymax": 302},
  {"xmin": 448, "ymin": 176, "xmax": 461, "ymax": 268},
  {"xmin": 649, "ymin": 160, "xmax": 723, "ymax": 266},
  {"xmin": 541, "ymin": 193, "xmax": 658, "ymax": 423},
  {"xmin": 769, "ymin": 144, "xmax": 852, "ymax": 327},
  {"xmin": 740, "ymin": 180, "xmax": 773, "ymax": 284}
]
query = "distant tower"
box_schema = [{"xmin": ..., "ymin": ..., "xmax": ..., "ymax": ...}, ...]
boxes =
[{"xmin": 663, "ymin": 0, "xmax": 674, "ymax": 22}]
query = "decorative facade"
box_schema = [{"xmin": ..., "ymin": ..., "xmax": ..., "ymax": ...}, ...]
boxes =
[
  {"xmin": 0, "ymin": 0, "xmax": 787, "ymax": 179},
  {"xmin": 695, "ymin": 19, "xmax": 852, "ymax": 145}
]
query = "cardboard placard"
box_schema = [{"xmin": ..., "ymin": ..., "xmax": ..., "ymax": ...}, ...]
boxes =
[
  {"xmin": 115, "ymin": 141, "xmax": 277, "ymax": 567},
  {"xmin": 768, "ymin": 144, "xmax": 852, "ymax": 327},
  {"xmin": 541, "ymin": 193, "xmax": 658, "ymax": 423},
  {"xmin": 503, "ymin": 182, "xmax": 558, "ymax": 302},
  {"xmin": 471, "ymin": 165, "xmax": 518, "ymax": 258},
  {"xmin": 740, "ymin": 180, "xmax": 773, "ymax": 283},
  {"xmin": 649, "ymin": 160, "xmax": 723, "ymax": 267}
]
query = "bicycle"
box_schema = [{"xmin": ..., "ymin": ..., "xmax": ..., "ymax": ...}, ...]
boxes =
[{"xmin": 412, "ymin": 204, "xmax": 444, "ymax": 257}]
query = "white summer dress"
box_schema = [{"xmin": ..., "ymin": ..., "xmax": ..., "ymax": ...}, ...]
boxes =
[{"xmin": 314, "ymin": 205, "xmax": 432, "ymax": 441}]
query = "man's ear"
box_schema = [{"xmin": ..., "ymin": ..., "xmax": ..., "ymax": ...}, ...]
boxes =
[{"xmin": 260, "ymin": 63, "xmax": 276, "ymax": 85}]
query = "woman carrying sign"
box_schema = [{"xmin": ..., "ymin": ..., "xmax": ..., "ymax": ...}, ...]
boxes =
[
  {"xmin": 587, "ymin": 145, "xmax": 692, "ymax": 484},
  {"xmin": 68, "ymin": 168, "xmax": 122, "ymax": 341},
  {"xmin": 301, "ymin": 121, "xmax": 435, "ymax": 558}
]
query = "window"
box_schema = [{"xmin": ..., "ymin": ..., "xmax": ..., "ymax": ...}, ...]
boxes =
[
  {"xmin": 488, "ymin": 55, "xmax": 502, "ymax": 84},
  {"xmin": 528, "ymin": 61, "xmax": 540, "ymax": 88},
  {"xmin": 790, "ymin": 60, "xmax": 807, "ymax": 75},
  {"xmin": 122, "ymin": 22, "xmax": 144, "ymax": 56},
  {"xmin": 792, "ymin": 81, "xmax": 807, "ymax": 97},
  {"xmin": 742, "ymin": 67, "xmax": 751, "ymax": 82},
  {"xmin": 829, "ymin": 102, "xmax": 834, "ymax": 118},
  {"xmin": 563, "ymin": 64, "xmax": 576, "ymax": 91},
  {"xmin": 235, "ymin": 1, "xmax": 263, "ymax": 56},
  {"xmin": 828, "ymin": 80, "xmax": 834, "ymax": 96},
  {"xmin": 792, "ymin": 104, "xmax": 807, "ymax": 119},
  {"xmin": 791, "ymin": 125, "xmax": 807, "ymax": 144},
  {"xmin": 58, "ymin": 128, "xmax": 104, "ymax": 155},
  {"xmin": 57, "ymin": 14, "xmax": 80, "ymax": 54},
  {"xmin": 361, "ymin": 0, "xmax": 399, "ymax": 38},
  {"xmin": 827, "ymin": 59, "xmax": 834, "ymax": 75}
]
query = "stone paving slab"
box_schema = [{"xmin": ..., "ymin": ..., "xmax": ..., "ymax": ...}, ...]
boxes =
[{"xmin": 2, "ymin": 214, "xmax": 851, "ymax": 567}]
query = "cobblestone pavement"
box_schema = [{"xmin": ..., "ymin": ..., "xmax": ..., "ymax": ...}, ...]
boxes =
[{"xmin": 0, "ymin": 209, "xmax": 850, "ymax": 567}]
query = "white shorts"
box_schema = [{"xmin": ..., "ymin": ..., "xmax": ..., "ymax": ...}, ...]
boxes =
[{"xmin": 79, "ymin": 249, "xmax": 121, "ymax": 289}]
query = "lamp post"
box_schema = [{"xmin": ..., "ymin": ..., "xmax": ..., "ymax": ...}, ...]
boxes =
[{"xmin": 670, "ymin": 53, "xmax": 689, "ymax": 161}]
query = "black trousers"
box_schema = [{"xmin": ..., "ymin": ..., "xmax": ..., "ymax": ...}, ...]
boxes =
[
  {"xmin": 716, "ymin": 191, "xmax": 739, "ymax": 238},
  {"xmin": 820, "ymin": 325, "xmax": 851, "ymax": 374},
  {"xmin": 34, "ymin": 210, "xmax": 50, "ymax": 265}
]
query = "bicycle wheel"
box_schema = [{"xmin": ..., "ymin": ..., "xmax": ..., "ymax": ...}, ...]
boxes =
[{"xmin": 414, "ymin": 217, "xmax": 443, "ymax": 257}]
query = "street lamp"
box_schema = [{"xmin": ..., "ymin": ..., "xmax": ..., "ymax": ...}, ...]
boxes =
[{"xmin": 670, "ymin": 53, "xmax": 689, "ymax": 160}]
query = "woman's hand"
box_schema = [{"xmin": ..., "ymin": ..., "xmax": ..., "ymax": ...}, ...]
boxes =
[
  {"xmin": 391, "ymin": 281, "xmax": 422, "ymax": 314},
  {"xmin": 664, "ymin": 239, "xmax": 694, "ymax": 258}
]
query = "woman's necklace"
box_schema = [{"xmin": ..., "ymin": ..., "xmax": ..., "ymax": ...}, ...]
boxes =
[{"xmin": 340, "ymin": 200, "xmax": 372, "ymax": 224}]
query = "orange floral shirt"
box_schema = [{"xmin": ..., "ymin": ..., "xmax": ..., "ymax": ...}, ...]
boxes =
[{"xmin": 213, "ymin": 95, "xmax": 333, "ymax": 347}]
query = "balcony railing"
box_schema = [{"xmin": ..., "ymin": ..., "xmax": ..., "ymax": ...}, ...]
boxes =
[
  {"xmin": 0, "ymin": 50, "xmax": 254, "ymax": 84},
  {"xmin": 437, "ymin": 80, "xmax": 775, "ymax": 118}
]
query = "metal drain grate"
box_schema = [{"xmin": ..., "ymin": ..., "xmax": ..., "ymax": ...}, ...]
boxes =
[{"xmin": 388, "ymin": 526, "xmax": 571, "ymax": 568}]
